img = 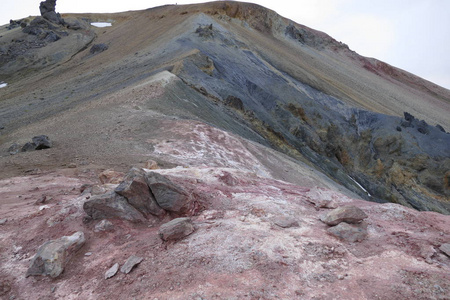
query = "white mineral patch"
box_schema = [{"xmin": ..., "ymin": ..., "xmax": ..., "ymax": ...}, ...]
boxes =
[
  {"xmin": 0, "ymin": 82, "xmax": 7, "ymax": 88},
  {"xmin": 91, "ymin": 22, "xmax": 112, "ymax": 28},
  {"xmin": 349, "ymin": 176, "xmax": 371, "ymax": 197}
]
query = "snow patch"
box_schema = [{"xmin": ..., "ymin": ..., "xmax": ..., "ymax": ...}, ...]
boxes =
[
  {"xmin": 349, "ymin": 176, "xmax": 371, "ymax": 197},
  {"xmin": 0, "ymin": 82, "xmax": 7, "ymax": 88},
  {"xmin": 91, "ymin": 22, "xmax": 112, "ymax": 28}
]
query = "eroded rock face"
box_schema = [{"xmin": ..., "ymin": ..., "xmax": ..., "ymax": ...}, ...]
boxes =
[
  {"xmin": 83, "ymin": 192, "xmax": 146, "ymax": 222},
  {"xmin": 26, "ymin": 231, "xmax": 85, "ymax": 278},
  {"xmin": 320, "ymin": 206, "xmax": 368, "ymax": 226}
]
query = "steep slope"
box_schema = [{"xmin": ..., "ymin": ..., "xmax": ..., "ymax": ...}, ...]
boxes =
[{"xmin": 1, "ymin": 1, "xmax": 448, "ymax": 212}]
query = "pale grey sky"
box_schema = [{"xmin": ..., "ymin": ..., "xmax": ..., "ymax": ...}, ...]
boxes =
[{"xmin": 1, "ymin": 0, "xmax": 449, "ymax": 90}]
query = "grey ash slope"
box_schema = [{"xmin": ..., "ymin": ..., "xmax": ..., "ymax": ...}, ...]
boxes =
[{"xmin": 0, "ymin": 1, "xmax": 449, "ymax": 213}]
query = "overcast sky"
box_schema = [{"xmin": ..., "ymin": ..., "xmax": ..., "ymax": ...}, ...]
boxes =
[{"xmin": 2, "ymin": 0, "xmax": 449, "ymax": 90}]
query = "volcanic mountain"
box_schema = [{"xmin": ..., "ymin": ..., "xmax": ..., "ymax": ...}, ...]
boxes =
[{"xmin": 0, "ymin": 1, "xmax": 449, "ymax": 299}]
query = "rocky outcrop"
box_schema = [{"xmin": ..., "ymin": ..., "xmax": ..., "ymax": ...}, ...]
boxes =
[
  {"xmin": 115, "ymin": 167, "xmax": 165, "ymax": 217},
  {"xmin": 26, "ymin": 231, "xmax": 85, "ymax": 278},
  {"xmin": 39, "ymin": 0, "xmax": 64, "ymax": 25}
]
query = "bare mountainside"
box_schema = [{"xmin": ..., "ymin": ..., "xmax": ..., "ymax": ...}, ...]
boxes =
[{"xmin": 0, "ymin": 1, "xmax": 449, "ymax": 299}]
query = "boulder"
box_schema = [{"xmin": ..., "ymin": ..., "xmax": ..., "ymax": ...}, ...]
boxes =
[
  {"xmin": 105, "ymin": 263, "xmax": 119, "ymax": 279},
  {"xmin": 8, "ymin": 143, "xmax": 20, "ymax": 155},
  {"xmin": 26, "ymin": 231, "xmax": 85, "ymax": 278},
  {"xmin": 146, "ymin": 172, "xmax": 191, "ymax": 213},
  {"xmin": 83, "ymin": 192, "xmax": 146, "ymax": 222},
  {"xmin": 327, "ymin": 222, "xmax": 368, "ymax": 242},
  {"xmin": 32, "ymin": 135, "xmax": 52, "ymax": 149},
  {"xmin": 159, "ymin": 217, "xmax": 195, "ymax": 241},
  {"xmin": 320, "ymin": 206, "xmax": 368, "ymax": 226},
  {"xmin": 120, "ymin": 255, "xmax": 143, "ymax": 274},
  {"xmin": 21, "ymin": 142, "xmax": 37, "ymax": 152},
  {"xmin": 115, "ymin": 167, "xmax": 165, "ymax": 217}
]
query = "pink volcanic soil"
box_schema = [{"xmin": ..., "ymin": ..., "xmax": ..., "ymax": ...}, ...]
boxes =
[{"xmin": 0, "ymin": 121, "xmax": 449, "ymax": 300}]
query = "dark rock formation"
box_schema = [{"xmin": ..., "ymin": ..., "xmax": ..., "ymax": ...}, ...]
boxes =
[
  {"xmin": 83, "ymin": 192, "xmax": 146, "ymax": 222},
  {"xmin": 115, "ymin": 167, "xmax": 165, "ymax": 217},
  {"xmin": 224, "ymin": 95, "xmax": 244, "ymax": 111},
  {"xmin": 158, "ymin": 217, "xmax": 195, "ymax": 241},
  {"xmin": 39, "ymin": 0, "xmax": 64, "ymax": 25},
  {"xmin": 320, "ymin": 206, "xmax": 368, "ymax": 226},
  {"xmin": 146, "ymin": 172, "xmax": 192, "ymax": 213},
  {"xmin": 26, "ymin": 232, "xmax": 85, "ymax": 278}
]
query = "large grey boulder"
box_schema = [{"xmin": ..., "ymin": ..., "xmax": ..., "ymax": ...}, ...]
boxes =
[
  {"xmin": 145, "ymin": 172, "xmax": 191, "ymax": 213},
  {"xmin": 327, "ymin": 222, "xmax": 367, "ymax": 242},
  {"xmin": 32, "ymin": 135, "xmax": 52, "ymax": 150},
  {"xmin": 26, "ymin": 231, "xmax": 85, "ymax": 278},
  {"xmin": 83, "ymin": 192, "xmax": 145, "ymax": 222},
  {"xmin": 115, "ymin": 167, "xmax": 165, "ymax": 217},
  {"xmin": 320, "ymin": 206, "xmax": 368, "ymax": 226},
  {"xmin": 159, "ymin": 217, "xmax": 195, "ymax": 241}
]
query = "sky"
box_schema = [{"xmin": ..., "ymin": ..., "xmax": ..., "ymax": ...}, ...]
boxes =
[{"xmin": 1, "ymin": 0, "xmax": 449, "ymax": 90}]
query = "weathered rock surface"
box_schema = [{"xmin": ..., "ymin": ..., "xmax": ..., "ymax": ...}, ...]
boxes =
[
  {"xmin": 83, "ymin": 192, "xmax": 145, "ymax": 222},
  {"xmin": 159, "ymin": 217, "xmax": 195, "ymax": 241},
  {"xmin": 120, "ymin": 255, "xmax": 143, "ymax": 274},
  {"xmin": 26, "ymin": 231, "xmax": 85, "ymax": 278},
  {"xmin": 39, "ymin": 0, "xmax": 64, "ymax": 25},
  {"xmin": 105, "ymin": 263, "xmax": 119, "ymax": 279},
  {"xmin": 146, "ymin": 172, "xmax": 191, "ymax": 213},
  {"xmin": 440, "ymin": 243, "xmax": 450, "ymax": 257},
  {"xmin": 327, "ymin": 222, "xmax": 368, "ymax": 242},
  {"xmin": 115, "ymin": 167, "xmax": 165, "ymax": 217},
  {"xmin": 320, "ymin": 206, "xmax": 368, "ymax": 226},
  {"xmin": 90, "ymin": 43, "xmax": 109, "ymax": 55}
]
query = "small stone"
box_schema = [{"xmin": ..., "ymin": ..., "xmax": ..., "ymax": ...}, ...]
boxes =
[
  {"xmin": 144, "ymin": 160, "xmax": 159, "ymax": 170},
  {"xmin": 94, "ymin": 219, "xmax": 114, "ymax": 232},
  {"xmin": 320, "ymin": 206, "xmax": 368, "ymax": 226},
  {"xmin": 68, "ymin": 163, "xmax": 77, "ymax": 168},
  {"xmin": 120, "ymin": 255, "xmax": 143, "ymax": 274},
  {"xmin": 327, "ymin": 222, "xmax": 368, "ymax": 242},
  {"xmin": 8, "ymin": 143, "xmax": 20, "ymax": 155},
  {"xmin": 85, "ymin": 252, "xmax": 92, "ymax": 256},
  {"xmin": 273, "ymin": 216, "xmax": 299, "ymax": 228},
  {"xmin": 105, "ymin": 263, "xmax": 119, "ymax": 279},
  {"xmin": 439, "ymin": 243, "xmax": 450, "ymax": 257},
  {"xmin": 35, "ymin": 195, "xmax": 47, "ymax": 205},
  {"xmin": 159, "ymin": 217, "xmax": 195, "ymax": 241},
  {"xmin": 0, "ymin": 218, "xmax": 7, "ymax": 225},
  {"xmin": 98, "ymin": 169, "xmax": 125, "ymax": 184}
]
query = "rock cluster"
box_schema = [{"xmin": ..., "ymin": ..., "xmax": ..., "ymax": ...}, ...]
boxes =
[
  {"xmin": 8, "ymin": 135, "xmax": 52, "ymax": 155},
  {"xmin": 83, "ymin": 168, "xmax": 193, "ymax": 222},
  {"xmin": 320, "ymin": 206, "xmax": 368, "ymax": 242}
]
